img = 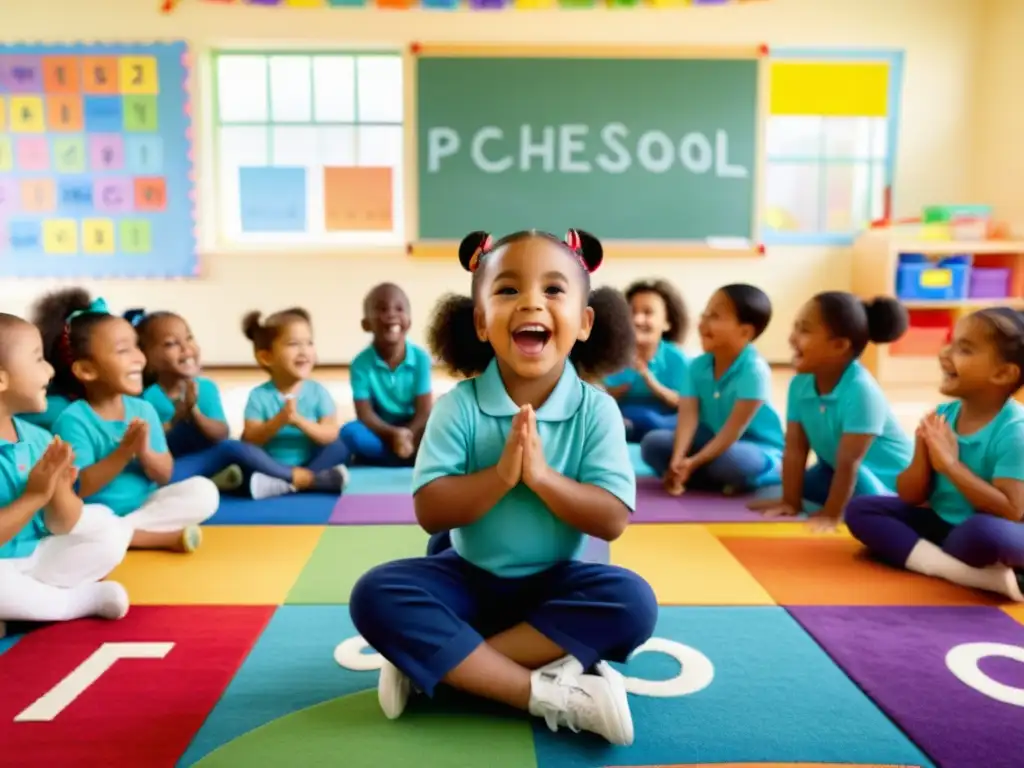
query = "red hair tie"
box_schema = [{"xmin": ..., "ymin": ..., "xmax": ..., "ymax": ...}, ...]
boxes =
[
  {"xmin": 467, "ymin": 234, "xmax": 493, "ymax": 272},
  {"xmin": 564, "ymin": 229, "xmax": 592, "ymax": 272}
]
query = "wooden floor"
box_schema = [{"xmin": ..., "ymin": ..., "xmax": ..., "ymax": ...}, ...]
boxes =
[{"xmin": 207, "ymin": 365, "xmax": 945, "ymax": 438}]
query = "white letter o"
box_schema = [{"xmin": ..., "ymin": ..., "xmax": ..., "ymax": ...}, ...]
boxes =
[{"xmin": 945, "ymin": 642, "xmax": 1024, "ymax": 707}]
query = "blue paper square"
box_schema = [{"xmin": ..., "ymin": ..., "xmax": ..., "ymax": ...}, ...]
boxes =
[
  {"xmin": 9, "ymin": 220, "xmax": 41, "ymax": 251},
  {"xmin": 57, "ymin": 178, "xmax": 95, "ymax": 212},
  {"xmin": 239, "ymin": 166, "xmax": 307, "ymax": 233},
  {"xmin": 125, "ymin": 135, "xmax": 164, "ymax": 174},
  {"xmin": 83, "ymin": 96, "xmax": 124, "ymax": 133}
]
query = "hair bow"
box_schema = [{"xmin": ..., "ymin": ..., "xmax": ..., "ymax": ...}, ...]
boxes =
[{"xmin": 66, "ymin": 297, "xmax": 110, "ymax": 323}]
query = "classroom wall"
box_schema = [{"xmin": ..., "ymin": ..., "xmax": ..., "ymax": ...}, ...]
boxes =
[
  {"xmin": 0, "ymin": 0, "xmax": 985, "ymax": 365},
  {"xmin": 971, "ymin": 0, "xmax": 1024, "ymax": 234}
]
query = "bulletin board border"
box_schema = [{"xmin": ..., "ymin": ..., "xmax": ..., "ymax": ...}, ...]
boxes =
[
  {"xmin": 406, "ymin": 42, "xmax": 769, "ymax": 258},
  {"xmin": 0, "ymin": 40, "xmax": 198, "ymax": 280}
]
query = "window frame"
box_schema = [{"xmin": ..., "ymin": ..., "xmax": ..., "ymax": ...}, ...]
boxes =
[
  {"xmin": 761, "ymin": 48, "xmax": 904, "ymax": 247},
  {"xmin": 205, "ymin": 47, "xmax": 406, "ymax": 253}
]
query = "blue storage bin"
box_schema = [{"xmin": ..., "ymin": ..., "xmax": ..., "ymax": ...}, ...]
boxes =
[{"xmin": 896, "ymin": 261, "xmax": 970, "ymax": 301}]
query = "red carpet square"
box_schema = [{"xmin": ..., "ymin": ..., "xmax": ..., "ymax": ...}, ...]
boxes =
[
  {"xmin": 0, "ymin": 605, "xmax": 274, "ymax": 767},
  {"xmin": 722, "ymin": 536, "xmax": 1005, "ymax": 606}
]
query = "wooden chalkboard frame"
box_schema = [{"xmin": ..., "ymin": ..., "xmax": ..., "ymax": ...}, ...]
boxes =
[{"xmin": 405, "ymin": 43, "xmax": 770, "ymax": 261}]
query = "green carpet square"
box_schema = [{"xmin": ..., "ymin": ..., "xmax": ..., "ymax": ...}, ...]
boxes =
[{"xmin": 286, "ymin": 525, "xmax": 429, "ymax": 604}]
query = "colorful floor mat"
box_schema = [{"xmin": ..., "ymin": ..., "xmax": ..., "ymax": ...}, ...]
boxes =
[{"xmin": 2, "ymin": 459, "xmax": 1020, "ymax": 767}]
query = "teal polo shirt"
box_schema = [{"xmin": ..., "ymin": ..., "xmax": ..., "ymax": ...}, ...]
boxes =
[
  {"xmin": 681, "ymin": 344, "xmax": 785, "ymax": 456},
  {"xmin": 413, "ymin": 359, "xmax": 635, "ymax": 578},
  {"xmin": 787, "ymin": 362, "xmax": 913, "ymax": 492},
  {"xmin": 18, "ymin": 394, "xmax": 71, "ymax": 432},
  {"xmin": 53, "ymin": 396, "xmax": 168, "ymax": 516},
  {"xmin": 929, "ymin": 399, "xmax": 1024, "ymax": 525},
  {"xmin": 350, "ymin": 342, "xmax": 432, "ymax": 424},
  {"xmin": 604, "ymin": 340, "xmax": 690, "ymax": 411},
  {"xmin": 243, "ymin": 380, "xmax": 337, "ymax": 466},
  {"xmin": 142, "ymin": 377, "xmax": 227, "ymax": 425},
  {"xmin": 0, "ymin": 418, "xmax": 55, "ymax": 560}
]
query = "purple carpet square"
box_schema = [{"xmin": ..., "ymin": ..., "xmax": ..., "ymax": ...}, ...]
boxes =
[
  {"xmin": 633, "ymin": 476, "xmax": 798, "ymax": 523},
  {"xmin": 329, "ymin": 493, "xmax": 414, "ymax": 525},
  {"xmin": 789, "ymin": 605, "xmax": 1024, "ymax": 768}
]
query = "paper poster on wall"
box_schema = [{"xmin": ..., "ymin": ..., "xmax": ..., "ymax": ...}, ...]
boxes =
[
  {"xmin": 323, "ymin": 166, "xmax": 393, "ymax": 232},
  {"xmin": 238, "ymin": 166, "xmax": 307, "ymax": 232},
  {"xmin": 0, "ymin": 42, "xmax": 196, "ymax": 278}
]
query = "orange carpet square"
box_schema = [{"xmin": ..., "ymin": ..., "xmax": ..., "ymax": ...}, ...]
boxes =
[
  {"xmin": 610, "ymin": 524, "xmax": 773, "ymax": 605},
  {"xmin": 1003, "ymin": 604, "xmax": 1024, "ymax": 625},
  {"xmin": 721, "ymin": 537, "xmax": 1005, "ymax": 607},
  {"xmin": 706, "ymin": 522, "xmax": 851, "ymax": 539},
  {"xmin": 108, "ymin": 526, "xmax": 324, "ymax": 605}
]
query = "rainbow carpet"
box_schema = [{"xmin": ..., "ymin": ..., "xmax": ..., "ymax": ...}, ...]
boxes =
[{"xmin": 1, "ymin": 446, "xmax": 1021, "ymax": 768}]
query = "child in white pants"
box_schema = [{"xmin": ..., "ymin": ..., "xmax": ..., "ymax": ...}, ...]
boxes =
[
  {"xmin": 0, "ymin": 313, "xmax": 132, "ymax": 635},
  {"xmin": 36, "ymin": 289, "xmax": 219, "ymax": 552}
]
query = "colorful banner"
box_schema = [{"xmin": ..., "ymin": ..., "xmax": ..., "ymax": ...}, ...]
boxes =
[{"xmin": 194, "ymin": 0, "xmax": 761, "ymax": 8}]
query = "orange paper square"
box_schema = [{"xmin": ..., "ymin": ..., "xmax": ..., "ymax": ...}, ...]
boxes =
[
  {"xmin": 134, "ymin": 177, "xmax": 167, "ymax": 212},
  {"xmin": 20, "ymin": 179, "xmax": 56, "ymax": 213},
  {"xmin": 42, "ymin": 57, "xmax": 81, "ymax": 93},
  {"xmin": 323, "ymin": 166, "xmax": 393, "ymax": 232},
  {"xmin": 47, "ymin": 94, "xmax": 84, "ymax": 132},
  {"xmin": 81, "ymin": 57, "xmax": 119, "ymax": 95}
]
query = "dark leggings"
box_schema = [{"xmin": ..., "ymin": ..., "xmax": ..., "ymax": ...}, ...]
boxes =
[
  {"xmin": 845, "ymin": 495, "xmax": 1024, "ymax": 569},
  {"xmin": 168, "ymin": 421, "xmax": 350, "ymax": 484}
]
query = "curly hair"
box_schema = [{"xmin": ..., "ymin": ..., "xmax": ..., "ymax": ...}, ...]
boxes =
[
  {"xmin": 242, "ymin": 307, "xmax": 312, "ymax": 352},
  {"xmin": 31, "ymin": 288, "xmax": 118, "ymax": 401},
  {"xmin": 624, "ymin": 278, "xmax": 689, "ymax": 344},
  {"xmin": 426, "ymin": 229, "xmax": 635, "ymax": 379}
]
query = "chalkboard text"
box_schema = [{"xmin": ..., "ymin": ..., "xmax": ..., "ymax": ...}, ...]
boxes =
[{"xmin": 426, "ymin": 123, "xmax": 748, "ymax": 178}]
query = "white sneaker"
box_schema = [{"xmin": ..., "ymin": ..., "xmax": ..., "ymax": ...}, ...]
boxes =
[
  {"xmin": 378, "ymin": 660, "xmax": 413, "ymax": 720},
  {"xmin": 250, "ymin": 473, "xmax": 294, "ymax": 500},
  {"xmin": 528, "ymin": 661, "xmax": 634, "ymax": 745}
]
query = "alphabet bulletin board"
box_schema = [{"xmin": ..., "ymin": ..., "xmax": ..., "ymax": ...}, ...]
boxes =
[{"xmin": 0, "ymin": 42, "xmax": 195, "ymax": 278}]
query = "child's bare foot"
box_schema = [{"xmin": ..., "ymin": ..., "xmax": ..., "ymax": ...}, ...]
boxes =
[
  {"xmin": 291, "ymin": 467, "xmax": 315, "ymax": 490},
  {"xmin": 663, "ymin": 476, "xmax": 685, "ymax": 496}
]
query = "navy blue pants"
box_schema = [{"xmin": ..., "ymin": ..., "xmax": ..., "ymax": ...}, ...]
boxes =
[
  {"xmin": 339, "ymin": 420, "xmax": 414, "ymax": 467},
  {"xmin": 619, "ymin": 403, "xmax": 677, "ymax": 443},
  {"xmin": 640, "ymin": 423, "xmax": 780, "ymax": 492},
  {"xmin": 349, "ymin": 548, "xmax": 658, "ymax": 696},
  {"xmin": 168, "ymin": 421, "xmax": 350, "ymax": 485}
]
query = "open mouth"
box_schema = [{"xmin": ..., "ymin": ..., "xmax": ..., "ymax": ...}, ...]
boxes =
[
  {"xmin": 179, "ymin": 356, "xmax": 199, "ymax": 372},
  {"xmin": 512, "ymin": 324, "xmax": 552, "ymax": 356}
]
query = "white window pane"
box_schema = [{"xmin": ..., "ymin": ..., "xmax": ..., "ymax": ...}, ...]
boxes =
[
  {"xmin": 871, "ymin": 118, "xmax": 889, "ymax": 160},
  {"xmin": 356, "ymin": 56, "xmax": 403, "ymax": 123},
  {"xmin": 269, "ymin": 56, "xmax": 312, "ymax": 123},
  {"xmin": 271, "ymin": 126, "xmax": 319, "ymax": 166},
  {"xmin": 217, "ymin": 56, "xmax": 267, "ymax": 122},
  {"xmin": 319, "ymin": 126, "xmax": 357, "ymax": 166},
  {"xmin": 765, "ymin": 116, "xmax": 822, "ymax": 158},
  {"xmin": 868, "ymin": 161, "xmax": 886, "ymax": 221},
  {"xmin": 356, "ymin": 126, "xmax": 402, "ymax": 166},
  {"xmin": 823, "ymin": 163, "xmax": 874, "ymax": 232},
  {"xmin": 823, "ymin": 117, "xmax": 876, "ymax": 159},
  {"xmin": 764, "ymin": 162, "xmax": 821, "ymax": 233},
  {"xmin": 218, "ymin": 126, "xmax": 269, "ymax": 167},
  {"xmin": 313, "ymin": 56, "xmax": 355, "ymax": 123}
]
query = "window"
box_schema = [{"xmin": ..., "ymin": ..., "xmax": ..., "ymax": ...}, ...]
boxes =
[
  {"xmin": 761, "ymin": 52, "xmax": 903, "ymax": 245},
  {"xmin": 211, "ymin": 50, "xmax": 404, "ymax": 247}
]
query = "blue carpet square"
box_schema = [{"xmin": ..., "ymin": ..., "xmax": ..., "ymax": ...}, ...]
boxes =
[
  {"xmin": 346, "ymin": 467, "xmax": 415, "ymax": 495},
  {"xmin": 205, "ymin": 494, "xmax": 336, "ymax": 525},
  {"xmin": 0, "ymin": 635, "xmax": 20, "ymax": 655},
  {"xmin": 533, "ymin": 606, "xmax": 933, "ymax": 767},
  {"xmin": 179, "ymin": 606, "xmax": 376, "ymax": 765}
]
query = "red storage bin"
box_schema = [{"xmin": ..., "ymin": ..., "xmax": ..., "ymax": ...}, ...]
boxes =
[{"xmin": 890, "ymin": 309, "xmax": 954, "ymax": 357}]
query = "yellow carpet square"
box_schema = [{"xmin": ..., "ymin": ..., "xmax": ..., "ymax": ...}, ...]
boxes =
[
  {"xmin": 108, "ymin": 526, "xmax": 325, "ymax": 605},
  {"xmin": 1003, "ymin": 604, "xmax": 1024, "ymax": 625},
  {"xmin": 705, "ymin": 522, "xmax": 851, "ymax": 539},
  {"xmin": 610, "ymin": 524, "xmax": 774, "ymax": 605}
]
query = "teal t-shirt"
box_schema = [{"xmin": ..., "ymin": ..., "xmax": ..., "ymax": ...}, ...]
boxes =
[
  {"xmin": 53, "ymin": 396, "xmax": 168, "ymax": 516},
  {"xmin": 786, "ymin": 362, "xmax": 913, "ymax": 492},
  {"xmin": 17, "ymin": 394, "xmax": 71, "ymax": 432},
  {"xmin": 413, "ymin": 359, "xmax": 635, "ymax": 578},
  {"xmin": 929, "ymin": 399, "xmax": 1024, "ymax": 525},
  {"xmin": 604, "ymin": 340, "xmax": 690, "ymax": 412},
  {"xmin": 681, "ymin": 345, "xmax": 785, "ymax": 457},
  {"xmin": 350, "ymin": 343, "xmax": 432, "ymax": 424},
  {"xmin": 243, "ymin": 380, "xmax": 337, "ymax": 466},
  {"xmin": 0, "ymin": 418, "xmax": 56, "ymax": 560},
  {"xmin": 142, "ymin": 377, "xmax": 227, "ymax": 425}
]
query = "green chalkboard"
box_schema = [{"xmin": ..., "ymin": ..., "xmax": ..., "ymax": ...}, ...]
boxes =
[{"xmin": 416, "ymin": 55, "xmax": 760, "ymax": 242}]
